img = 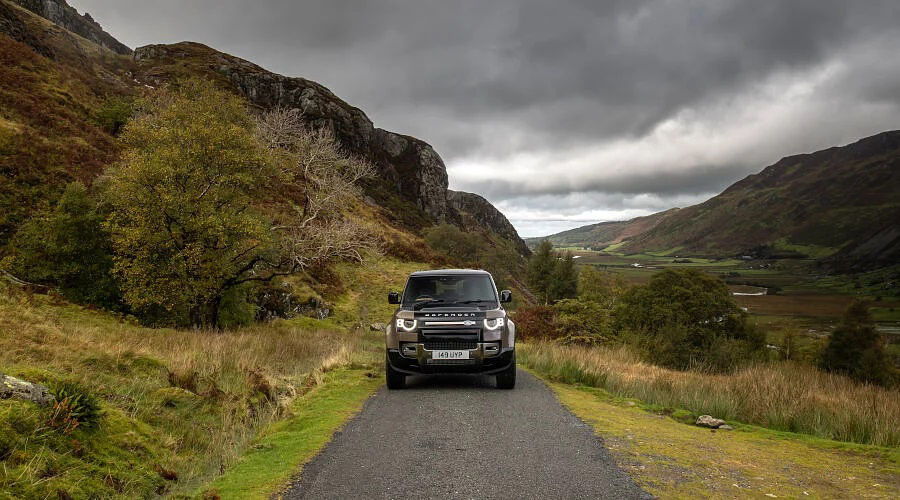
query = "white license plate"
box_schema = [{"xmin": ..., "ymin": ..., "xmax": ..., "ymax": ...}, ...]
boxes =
[{"xmin": 432, "ymin": 350, "xmax": 470, "ymax": 360}]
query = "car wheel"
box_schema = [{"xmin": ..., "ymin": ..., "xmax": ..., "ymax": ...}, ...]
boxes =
[
  {"xmin": 386, "ymin": 354, "xmax": 405, "ymax": 389},
  {"xmin": 496, "ymin": 352, "xmax": 516, "ymax": 389}
]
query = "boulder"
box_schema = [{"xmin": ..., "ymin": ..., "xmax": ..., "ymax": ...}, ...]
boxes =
[
  {"xmin": 0, "ymin": 373, "xmax": 54, "ymax": 405},
  {"xmin": 369, "ymin": 323, "xmax": 387, "ymax": 332},
  {"xmin": 696, "ymin": 415, "xmax": 726, "ymax": 428}
]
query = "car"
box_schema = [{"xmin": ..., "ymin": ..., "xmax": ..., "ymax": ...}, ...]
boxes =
[{"xmin": 384, "ymin": 269, "xmax": 516, "ymax": 389}]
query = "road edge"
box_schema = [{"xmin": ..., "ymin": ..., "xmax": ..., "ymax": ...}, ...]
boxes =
[{"xmin": 198, "ymin": 367, "xmax": 382, "ymax": 499}]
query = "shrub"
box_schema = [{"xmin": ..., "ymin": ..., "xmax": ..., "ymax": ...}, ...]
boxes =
[
  {"xmin": 423, "ymin": 224, "xmax": 479, "ymax": 263},
  {"xmin": 820, "ymin": 300, "xmax": 895, "ymax": 386},
  {"xmin": 552, "ymin": 298, "xmax": 611, "ymax": 345},
  {"xmin": 512, "ymin": 305, "xmax": 559, "ymax": 341},
  {"xmin": 48, "ymin": 382, "xmax": 102, "ymax": 433},
  {"xmin": 616, "ymin": 268, "xmax": 765, "ymax": 372},
  {"xmin": 91, "ymin": 95, "xmax": 135, "ymax": 135},
  {"xmin": 7, "ymin": 182, "xmax": 121, "ymax": 308}
]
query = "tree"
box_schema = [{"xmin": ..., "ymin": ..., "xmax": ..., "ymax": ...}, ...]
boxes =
[
  {"xmin": 616, "ymin": 268, "xmax": 764, "ymax": 371},
  {"xmin": 577, "ymin": 266, "xmax": 626, "ymax": 309},
  {"xmin": 527, "ymin": 240, "xmax": 556, "ymax": 303},
  {"xmin": 819, "ymin": 301, "xmax": 894, "ymax": 386},
  {"xmin": 548, "ymin": 251, "xmax": 578, "ymax": 302},
  {"xmin": 7, "ymin": 182, "xmax": 120, "ymax": 308},
  {"xmin": 103, "ymin": 79, "xmax": 376, "ymax": 327}
]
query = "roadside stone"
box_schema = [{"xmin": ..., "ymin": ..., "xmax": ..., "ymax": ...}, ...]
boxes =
[
  {"xmin": 0, "ymin": 372, "xmax": 54, "ymax": 405},
  {"xmin": 370, "ymin": 322, "xmax": 387, "ymax": 332},
  {"xmin": 696, "ymin": 415, "xmax": 726, "ymax": 428},
  {"xmin": 719, "ymin": 424, "xmax": 734, "ymax": 430}
]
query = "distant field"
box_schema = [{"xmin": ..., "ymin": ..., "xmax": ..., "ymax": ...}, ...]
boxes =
[{"xmin": 565, "ymin": 248, "xmax": 900, "ymax": 365}]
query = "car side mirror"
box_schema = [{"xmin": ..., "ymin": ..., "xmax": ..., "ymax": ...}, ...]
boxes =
[
  {"xmin": 387, "ymin": 292, "xmax": 400, "ymax": 304},
  {"xmin": 500, "ymin": 290, "xmax": 512, "ymax": 303}
]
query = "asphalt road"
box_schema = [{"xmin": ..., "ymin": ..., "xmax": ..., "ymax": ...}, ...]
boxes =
[{"xmin": 281, "ymin": 369, "xmax": 650, "ymax": 499}]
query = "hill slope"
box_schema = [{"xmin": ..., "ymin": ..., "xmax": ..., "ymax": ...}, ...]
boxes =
[
  {"xmin": 525, "ymin": 209, "xmax": 678, "ymax": 249},
  {"xmin": 0, "ymin": 0, "xmax": 527, "ymax": 255},
  {"xmin": 538, "ymin": 132, "xmax": 900, "ymax": 269}
]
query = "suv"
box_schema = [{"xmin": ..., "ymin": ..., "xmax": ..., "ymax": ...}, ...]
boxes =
[{"xmin": 385, "ymin": 269, "xmax": 516, "ymax": 389}]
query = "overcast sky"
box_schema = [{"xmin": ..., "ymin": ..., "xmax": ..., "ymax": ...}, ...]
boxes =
[{"xmin": 71, "ymin": 0, "xmax": 900, "ymax": 237}]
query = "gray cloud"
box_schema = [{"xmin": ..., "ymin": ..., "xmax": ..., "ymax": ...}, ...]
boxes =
[{"xmin": 71, "ymin": 0, "xmax": 900, "ymax": 236}]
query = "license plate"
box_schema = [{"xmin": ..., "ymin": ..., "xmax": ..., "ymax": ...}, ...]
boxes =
[{"xmin": 432, "ymin": 350, "xmax": 469, "ymax": 360}]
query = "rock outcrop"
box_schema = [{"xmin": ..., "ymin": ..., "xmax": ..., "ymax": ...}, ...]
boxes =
[
  {"xmin": 10, "ymin": 0, "xmax": 131, "ymax": 54},
  {"xmin": 1, "ymin": 372, "xmax": 54, "ymax": 405},
  {"xmin": 132, "ymin": 42, "xmax": 527, "ymax": 253},
  {"xmin": 448, "ymin": 190, "xmax": 530, "ymax": 255}
]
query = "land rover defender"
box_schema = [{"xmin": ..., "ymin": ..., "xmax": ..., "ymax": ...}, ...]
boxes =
[{"xmin": 385, "ymin": 269, "xmax": 516, "ymax": 389}]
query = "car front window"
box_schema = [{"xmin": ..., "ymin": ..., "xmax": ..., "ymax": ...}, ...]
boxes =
[{"xmin": 402, "ymin": 275, "xmax": 498, "ymax": 309}]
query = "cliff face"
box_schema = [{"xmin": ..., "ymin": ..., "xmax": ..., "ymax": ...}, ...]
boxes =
[
  {"xmin": 132, "ymin": 42, "xmax": 527, "ymax": 252},
  {"xmin": 448, "ymin": 191, "xmax": 529, "ymax": 255},
  {"xmin": 10, "ymin": 0, "xmax": 130, "ymax": 54}
]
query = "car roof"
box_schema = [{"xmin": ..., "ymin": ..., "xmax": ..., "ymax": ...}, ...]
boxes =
[{"xmin": 408, "ymin": 269, "xmax": 492, "ymax": 277}]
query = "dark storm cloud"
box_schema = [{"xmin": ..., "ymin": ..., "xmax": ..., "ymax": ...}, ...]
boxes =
[{"xmin": 70, "ymin": 0, "xmax": 900, "ymax": 236}]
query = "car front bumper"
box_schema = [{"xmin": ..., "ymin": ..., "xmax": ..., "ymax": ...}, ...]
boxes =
[{"xmin": 387, "ymin": 343, "xmax": 515, "ymax": 375}]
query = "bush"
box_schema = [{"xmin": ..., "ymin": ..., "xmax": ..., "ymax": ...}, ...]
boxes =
[
  {"xmin": 91, "ymin": 95, "xmax": 135, "ymax": 135},
  {"xmin": 48, "ymin": 382, "xmax": 102, "ymax": 433},
  {"xmin": 616, "ymin": 268, "xmax": 765, "ymax": 372},
  {"xmin": 820, "ymin": 301, "xmax": 895, "ymax": 386},
  {"xmin": 511, "ymin": 305, "xmax": 559, "ymax": 341},
  {"xmin": 6, "ymin": 182, "xmax": 121, "ymax": 308}
]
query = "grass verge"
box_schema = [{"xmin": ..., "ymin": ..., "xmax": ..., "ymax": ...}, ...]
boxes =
[
  {"xmin": 518, "ymin": 342, "xmax": 899, "ymax": 447},
  {"xmin": 201, "ymin": 367, "xmax": 382, "ymax": 499},
  {"xmin": 531, "ymin": 371, "xmax": 900, "ymax": 498}
]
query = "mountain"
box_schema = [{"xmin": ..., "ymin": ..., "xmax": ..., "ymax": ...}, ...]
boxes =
[
  {"xmin": 525, "ymin": 209, "xmax": 678, "ymax": 249},
  {"xmin": 0, "ymin": 0, "xmax": 527, "ymax": 255},
  {"xmin": 538, "ymin": 132, "xmax": 900, "ymax": 269},
  {"xmin": 9, "ymin": 0, "xmax": 130, "ymax": 54}
]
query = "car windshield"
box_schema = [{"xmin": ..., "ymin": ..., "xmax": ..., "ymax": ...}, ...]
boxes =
[{"xmin": 402, "ymin": 274, "xmax": 498, "ymax": 309}]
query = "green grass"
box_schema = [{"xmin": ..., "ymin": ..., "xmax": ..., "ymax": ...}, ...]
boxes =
[
  {"xmin": 200, "ymin": 367, "xmax": 382, "ymax": 499},
  {"xmin": 772, "ymin": 237, "xmax": 838, "ymax": 259},
  {"xmin": 537, "ymin": 374, "xmax": 900, "ymax": 499}
]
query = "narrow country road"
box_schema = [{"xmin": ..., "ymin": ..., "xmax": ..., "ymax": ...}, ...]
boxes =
[{"xmin": 281, "ymin": 369, "xmax": 649, "ymax": 499}]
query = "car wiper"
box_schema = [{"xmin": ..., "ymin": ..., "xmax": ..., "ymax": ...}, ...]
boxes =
[{"xmin": 413, "ymin": 299, "xmax": 445, "ymax": 310}]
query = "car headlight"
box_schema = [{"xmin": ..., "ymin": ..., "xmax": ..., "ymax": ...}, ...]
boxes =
[
  {"xmin": 396, "ymin": 318, "xmax": 418, "ymax": 331},
  {"xmin": 483, "ymin": 317, "xmax": 505, "ymax": 330}
]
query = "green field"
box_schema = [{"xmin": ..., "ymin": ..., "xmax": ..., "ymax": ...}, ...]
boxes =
[{"xmin": 566, "ymin": 248, "xmax": 900, "ymax": 364}]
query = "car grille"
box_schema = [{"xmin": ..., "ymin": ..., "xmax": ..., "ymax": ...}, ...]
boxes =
[
  {"xmin": 424, "ymin": 340, "xmax": 477, "ymax": 350},
  {"xmin": 426, "ymin": 359, "xmax": 477, "ymax": 365}
]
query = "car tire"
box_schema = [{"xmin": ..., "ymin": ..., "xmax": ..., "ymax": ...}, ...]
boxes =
[
  {"xmin": 496, "ymin": 352, "xmax": 516, "ymax": 389},
  {"xmin": 385, "ymin": 354, "xmax": 405, "ymax": 390}
]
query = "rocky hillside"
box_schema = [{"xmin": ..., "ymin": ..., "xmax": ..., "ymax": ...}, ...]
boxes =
[
  {"xmin": 0, "ymin": 0, "xmax": 527, "ymax": 254},
  {"xmin": 538, "ymin": 132, "xmax": 900, "ymax": 270},
  {"xmin": 9, "ymin": 0, "xmax": 129, "ymax": 54}
]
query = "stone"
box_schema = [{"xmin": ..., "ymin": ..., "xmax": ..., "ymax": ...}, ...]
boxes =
[
  {"xmin": 369, "ymin": 322, "xmax": 387, "ymax": 332},
  {"xmin": 718, "ymin": 424, "xmax": 734, "ymax": 430},
  {"xmin": 696, "ymin": 415, "xmax": 726, "ymax": 428},
  {"xmin": 0, "ymin": 373, "xmax": 54, "ymax": 405}
]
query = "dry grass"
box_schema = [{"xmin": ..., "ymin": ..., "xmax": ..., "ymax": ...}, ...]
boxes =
[
  {"xmin": 0, "ymin": 286, "xmax": 375, "ymax": 496},
  {"xmin": 519, "ymin": 341, "xmax": 900, "ymax": 447}
]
